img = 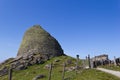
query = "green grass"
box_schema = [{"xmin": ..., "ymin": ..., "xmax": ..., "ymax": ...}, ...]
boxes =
[
  {"xmin": 75, "ymin": 69, "xmax": 120, "ymax": 80},
  {"xmin": 0, "ymin": 56, "xmax": 120, "ymax": 80},
  {"xmin": 99, "ymin": 64, "xmax": 120, "ymax": 71}
]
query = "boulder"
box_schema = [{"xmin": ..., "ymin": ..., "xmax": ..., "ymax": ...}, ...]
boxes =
[
  {"xmin": 44, "ymin": 64, "xmax": 51, "ymax": 69},
  {"xmin": 33, "ymin": 74, "xmax": 46, "ymax": 80},
  {"xmin": 0, "ymin": 67, "xmax": 8, "ymax": 76},
  {"xmin": 15, "ymin": 64, "xmax": 27, "ymax": 70}
]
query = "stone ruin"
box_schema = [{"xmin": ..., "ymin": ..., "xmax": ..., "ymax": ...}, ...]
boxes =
[
  {"xmin": 91, "ymin": 54, "xmax": 110, "ymax": 68},
  {"xmin": 0, "ymin": 25, "xmax": 65, "ymax": 76},
  {"xmin": 115, "ymin": 57, "xmax": 120, "ymax": 66}
]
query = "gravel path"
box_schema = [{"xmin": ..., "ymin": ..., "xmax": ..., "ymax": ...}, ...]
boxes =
[{"xmin": 97, "ymin": 68, "xmax": 120, "ymax": 78}]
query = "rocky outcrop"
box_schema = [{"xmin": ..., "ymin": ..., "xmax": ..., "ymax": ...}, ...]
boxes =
[
  {"xmin": 0, "ymin": 58, "xmax": 14, "ymax": 76},
  {"xmin": 11, "ymin": 53, "xmax": 47, "ymax": 70},
  {"xmin": 0, "ymin": 67, "xmax": 8, "ymax": 77}
]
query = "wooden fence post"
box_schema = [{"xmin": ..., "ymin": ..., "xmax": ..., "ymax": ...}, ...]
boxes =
[
  {"xmin": 114, "ymin": 56, "xmax": 117, "ymax": 66},
  {"xmin": 76, "ymin": 55, "xmax": 79, "ymax": 74},
  {"xmin": 48, "ymin": 63, "xmax": 52, "ymax": 80},
  {"xmin": 88, "ymin": 54, "xmax": 91, "ymax": 69},
  {"xmin": 8, "ymin": 67, "xmax": 12, "ymax": 80},
  {"xmin": 76, "ymin": 55, "xmax": 79, "ymax": 61},
  {"xmin": 101, "ymin": 59, "xmax": 103, "ymax": 66},
  {"xmin": 109, "ymin": 60, "xmax": 111, "ymax": 67},
  {"xmin": 82, "ymin": 60, "xmax": 85, "ymax": 69},
  {"xmin": 85, "ymin": 56, "xmax": 88, "ymax": 67},
  {"xmin": 95, "ymin": 56, "xmax": 97, "ymax": 68},
  {"xmin": 62, "ymin": 62, "xmax": 66, "ymax": 80}
]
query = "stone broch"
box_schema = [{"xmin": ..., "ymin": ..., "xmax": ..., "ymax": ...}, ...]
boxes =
[
  {"xmin": 11, "ymin": 25, "xmax": 64, "ymax": 70},
  {"xmin": 17, "ymin": 25, "xmax": 64, "ymax": 57},
  {"xmin": 0, "ymin": 25, "xmax": 65, "ymax": 76}
]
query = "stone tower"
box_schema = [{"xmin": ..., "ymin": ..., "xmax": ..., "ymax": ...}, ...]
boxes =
[{"xmin": 17, "ymin": 25, "xmax": 64, "ymax": 58}]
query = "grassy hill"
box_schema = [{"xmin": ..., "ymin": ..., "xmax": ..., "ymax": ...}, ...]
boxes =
[{"xmin": 0, "ymin": 56, "xmax": 120, "ymax": 80}]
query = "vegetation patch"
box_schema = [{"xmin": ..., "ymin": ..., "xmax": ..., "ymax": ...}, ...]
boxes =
[{"xmin": 0, "ymin": 56, "xmax": 120, "ymax": 80}]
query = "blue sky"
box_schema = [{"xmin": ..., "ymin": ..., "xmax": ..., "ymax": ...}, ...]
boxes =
[{"xmin": 0, "ymin": 0, "xmax": 120, "ymax": 62}]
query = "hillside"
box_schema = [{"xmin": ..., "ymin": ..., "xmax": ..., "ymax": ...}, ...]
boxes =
[{"xmin": 0, "ymin": 56, "xmax": 120, "ymax": 80}]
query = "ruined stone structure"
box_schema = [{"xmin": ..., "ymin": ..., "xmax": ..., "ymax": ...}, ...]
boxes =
[
  {"xmin": 0, "ymin": 25, "xmax": 65, "ymax": 76},
  {"xmin": 115, "ymin": 57, "xmax": 120, "ymax": 66},
  {"xmin": 92, "ymin": 54, "xmax": 108, "ymax": 61},
  {"xmin": 17, "ymin": 25, "xmax": 64, "ymax": 57},
  {"xmin": 91, "ymin": 54, "xmax": 109, "ymax": 68}
]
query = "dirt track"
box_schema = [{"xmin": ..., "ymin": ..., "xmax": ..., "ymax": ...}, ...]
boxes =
[{"xmin": 97, "ymin": 68, "xmax": 120, "ymax": 78}]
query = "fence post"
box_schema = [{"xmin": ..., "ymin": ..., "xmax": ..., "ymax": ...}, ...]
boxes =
[
  {"xmin": 82, "ymin": 60, "xmax": 85, "ymax": 69},
  {"xmin": 109, "ymin": 60, "xmax": 111, "ymax": 67},
  {"xmin": 76, "ymin": 55, "xmax": 79, "ymax": 73},
  {"xmin": 95, "ymin": 56, "xmax": 97, "ymax": 68},
  {"xmin": 48, "ymin": 63, "xmax": 52, "ymax": 80},
  {"xmin": 114, "ymin": 56, "xmax": 117, "ymax": 66},
  {"xmin": 8, "ymin": 67, "xmax": 12, "ymax": 80},
  {"xmin": 101, "ymin": 59, "xmax": 103, "ymax": 66},
  {"xmin": 62, "ymin": 62, "xmax": 66, "ymax": 80},
  {"xmin": 88, "ymin": 54, "xmax": 91, "ymax": 69},
  {"xmin": 85, "ymin": 56, "xmax": 88, "ymax": 67}
]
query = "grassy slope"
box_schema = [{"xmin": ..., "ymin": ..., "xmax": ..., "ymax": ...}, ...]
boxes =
[{"xmin": 0, "ymin": 56, "xmax": 120, "ymax": 80}]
